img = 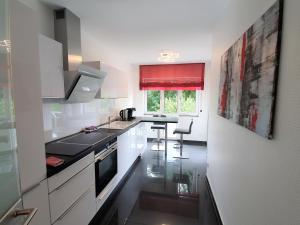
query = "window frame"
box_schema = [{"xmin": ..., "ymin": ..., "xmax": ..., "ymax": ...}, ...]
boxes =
[{"xmin": 144, "ymin": 90, "xmax": 201, "ymax": 116}]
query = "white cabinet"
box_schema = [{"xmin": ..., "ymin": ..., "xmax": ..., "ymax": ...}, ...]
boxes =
[
  {"xmin": 135, "ymin": 122, "xmax": 147, "ymax": 155},
  {"xmin": 117, "ymin": 124, "xmax": 144, "ymax": 181},
  {"xmin": 99, "ymin": 64, "xmax": 128, "ymax": 99},
  {"xmin": 39, "ymin": 34, "xmax": 65, "ymax": 98},
  {"xmin": 10, "ymin": 0, "xmax": 47, "ymax": 191},
  {"xmin": 53, "ymin": 187, "xmax": 96, "ymax": 225},
  {"xmin": 47, "ymin": 153, "xmax": 96, "ymax": 225},
  {"xmin": 22, "ymin": 180, "xmax": 51, "ymax": 225},
  {"xmin": 49, "ymin": 164, "xmax": 95, "ymax": 223},
  {"xmin": 117, "ymin": 130, "xmax": 132, "ymax": 180},
  {"xmin": 48, "ymin": 153, "xmax": 94, "ymax": 192},
  {"xmin": 10, "ymin": 3, "xmax": 51, "ymax": 225}
]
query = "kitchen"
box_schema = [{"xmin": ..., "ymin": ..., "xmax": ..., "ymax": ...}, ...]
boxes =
[
  {"xmin": 1, "ymin": 0, "xmax": 299, "ymax": 225},
  {"xmin": 1, "ymin": 0, "xmax": 210, "ymax": 225}
]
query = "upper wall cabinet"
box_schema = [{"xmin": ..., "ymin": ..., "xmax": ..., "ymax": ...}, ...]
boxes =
[
  {"xmin": 99, "ymin": 64, "xmax": 128, "ymax": 99},
  {"xmin": 38, "ymin": 34, "xmax": 65, "ymax": 98}
]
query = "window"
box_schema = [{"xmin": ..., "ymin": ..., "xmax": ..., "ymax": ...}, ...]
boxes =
[
  {"xmin": 147, "ymin": 90, "xmax": 161, "ymax": 112},
  {"xmin": 164, "ymin": 91, "xmax": 178, "ymax": 113},
  {"xmin": 145, "ymin": 90, "xmax": 200, "ymax": 115},
  {"xmin": 180, "ymin": 90, "xmax": 197, "ymax": 113}
]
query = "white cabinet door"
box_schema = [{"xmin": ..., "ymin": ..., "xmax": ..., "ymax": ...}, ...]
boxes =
[
  {"xmin": 100, "ymin": 64, "xmax": 128, "ymax": 99},
  {"xmin": 133, "ymin": 125, "xmax": 140, "ymax": 159},
  {"xmin": 129, "ymin": 126, "xmax": 136, "ymax": 161},
  {"xmin": 117, "ymin": 127, "xmax": 140, "ymax": 181},
  {"xmin": 22, "ymin": 179, "xmax": 51, "ymax": 225},
  {"xmin": 39, "ymin": 34, "xmax": 65, "ymax": 98},
  {"xmin": 53, "ymin": 186, "xmax": 96, "ymax": 225},
  {"xmin": 136, "ymin": 122, "xmax": 147, "ymax": 155},
  {"xmin": 48, "ymin": 153, "xmax": 94, "ymax": 193},
  {"xmin": 10, "ymin": 0, "xmax": 47, "ymax": 192},
  {"xmin": 117, "ymin": 131, "xmax": 131, "ymax": 180},
  {"xmin": 49, "ymin": 164, "xmax": 95, "ymax": 223}
]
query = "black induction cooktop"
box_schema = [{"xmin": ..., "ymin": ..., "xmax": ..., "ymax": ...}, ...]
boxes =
[
  {"xmin": 46, "ymin": 142, "xmax": 90, "ymax": 156},
  {"xmin": 46, "ymin": 132, "xmax": 112, "ymax": 156},
  {"xmin": 59, "ymin": 132, "xmax": 111, "ymax": 145}
]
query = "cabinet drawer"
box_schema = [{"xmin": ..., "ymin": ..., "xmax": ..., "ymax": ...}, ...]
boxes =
[
  {"xmin": 48, "ymin": 152, "xmax": 94, "ymax": 192},
  {"xmin": 53, "ymin": 186, "xmax": 96, "ymax": 225},
  {"xmin": 49, "ymin": 163, "xmax": 95, "ymax": 223}
]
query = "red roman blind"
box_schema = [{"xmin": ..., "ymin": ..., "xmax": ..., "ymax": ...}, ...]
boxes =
[{"xmin": 139, "ymin": 63, "xmax": 205, "ymax": 91}]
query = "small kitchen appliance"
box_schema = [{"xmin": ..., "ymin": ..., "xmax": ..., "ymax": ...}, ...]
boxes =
[
  {"xmin": 119, "ymin": 108, "xmax": 136, "ymax": 121},
  {"xmin": 127, "ymin": 108, "xmax": 136, "ymax": 120},
  {"xmin": 119, "ymin": 109, "xmax": 128, "ymax": 121}
]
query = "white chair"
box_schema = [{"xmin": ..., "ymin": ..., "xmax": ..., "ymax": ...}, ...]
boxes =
[{"xmin": 173, "ymin": 119, "xmax": 193, "ymax": 159}]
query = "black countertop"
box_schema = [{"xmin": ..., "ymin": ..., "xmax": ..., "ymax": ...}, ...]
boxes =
[{"xmin": 46, "ymin": 117, "xmax": 178, "ymax": 178}]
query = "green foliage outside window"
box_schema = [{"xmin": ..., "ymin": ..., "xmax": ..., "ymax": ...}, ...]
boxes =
[
  {"xmin": 180, "ymin": 90, "xmax": 196, "ymax": 113},
  {"xmin": 147, "ymin": 90, "xmax": 160, "ymax": 112},
  {"xmin": 147, "ymin": 90, "xmax": 198, "ymax": 114},
  {"xmin": 164, "ymin": 91, "xmax": 177, "ymax": 113}
]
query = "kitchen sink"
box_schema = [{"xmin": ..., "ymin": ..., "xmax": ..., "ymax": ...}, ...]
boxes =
[
  {"xmin": 100, "ymin": 120, "xmax": 136, "ymax": 130},
  {"xmin": 97, "ymin": 128, "xmax": 120, "ymax": 133}
]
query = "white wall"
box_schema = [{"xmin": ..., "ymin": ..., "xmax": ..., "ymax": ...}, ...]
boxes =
[
  {"xmin": 207, "ymin": 1, "xmax": 300, "ymax": 225},
  {"xmin": 130, "ymin": 63, "xmax": 209, "ymax": 142}
]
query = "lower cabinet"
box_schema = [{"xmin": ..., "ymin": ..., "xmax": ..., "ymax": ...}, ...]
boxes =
[
  {"xmin": 135, "ymin": 122, "xmax": 147, "ymax": 155},
  {"xmin": 22, "ymin": 179, "xmax": 51, "ymax": 225},
  {"xmin": 49, "ymin": 163, "xmax": 95, "ymax": 223},
  {"xmin": 53, "ymin": 186, "xmax": 96, "ymax": 225},
  {"xmin": 44, "ymin": 124, "xmax": 147, "ymax": 225},
  {"xmin": 117, "ymin": 124, "xmax": 147, "ymax": 181},
  {"xmin": 47, "ymin": 152, "xmax": 96, "ymax": 225},
  {"xmin": 117, "ymin": 129, "xmax": 135, "ymax": 180}
]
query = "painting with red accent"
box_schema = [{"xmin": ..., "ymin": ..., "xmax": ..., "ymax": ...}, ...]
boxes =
[{"xmin": 217, "ymin": 0, "xmax": 283, "ymax": 139}]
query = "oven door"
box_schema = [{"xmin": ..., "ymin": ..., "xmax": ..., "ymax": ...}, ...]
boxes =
[{"xmin": 95, "ymin": 145, "xmax": 118, "ymax": 197}]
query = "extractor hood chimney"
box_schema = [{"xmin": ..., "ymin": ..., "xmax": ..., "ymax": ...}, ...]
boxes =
[{"xmin": 54, "ymin": 8, "xmax": 106, "ymax": 103}]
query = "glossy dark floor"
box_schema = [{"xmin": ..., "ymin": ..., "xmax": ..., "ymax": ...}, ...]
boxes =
[{"xmin": 91, "ymin": 141, "xmax": 220, "ymax": 225}]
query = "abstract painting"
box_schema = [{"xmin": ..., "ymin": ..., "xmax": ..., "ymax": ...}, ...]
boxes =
[{"xmin": 217, "ymin": 0, "xmax": 283, "ymax": 139}]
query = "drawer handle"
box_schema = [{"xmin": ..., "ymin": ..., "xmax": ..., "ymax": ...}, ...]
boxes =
[
  {"xmin": 0, "ymin": 199, "xmax": 38, "ymax": 225},
  {"xmin": 14, "ymin": 208, "xmax": 38, "ymax": 225}
]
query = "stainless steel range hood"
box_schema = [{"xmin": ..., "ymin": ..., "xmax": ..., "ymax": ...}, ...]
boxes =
[{"xmin": 54, "ymin": 8, "xmax": 106, "ymax": 103}]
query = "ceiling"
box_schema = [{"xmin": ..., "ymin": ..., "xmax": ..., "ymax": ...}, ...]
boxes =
[{"xmin": 42, "ymin": 0, "xmax": 229, "ymax": 65}]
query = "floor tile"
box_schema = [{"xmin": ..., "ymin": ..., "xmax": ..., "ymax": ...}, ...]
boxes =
[{"xmin": 91, "ymin": 141, "xmax": 219, "ymax": 225}]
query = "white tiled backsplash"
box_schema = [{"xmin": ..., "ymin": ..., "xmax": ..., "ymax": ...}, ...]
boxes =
[{"xmin": 43, "ymin": 98, "xmax": 129, "ymax": 143}]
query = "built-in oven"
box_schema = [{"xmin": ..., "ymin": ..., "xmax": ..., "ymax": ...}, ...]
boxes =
[{"xmin": 94, "ymin": 137, "xmax": 118, "ymax": 198}]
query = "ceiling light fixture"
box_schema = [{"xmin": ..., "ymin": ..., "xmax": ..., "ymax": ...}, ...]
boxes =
[{"xmin": 158, "ymin": 50, "xmax": 180, "ymax": 63}]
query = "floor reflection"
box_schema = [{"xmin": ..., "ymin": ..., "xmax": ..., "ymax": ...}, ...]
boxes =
[{"xmin": 91, "ymin": 141, "xmax": 219, "ymax": 225}]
